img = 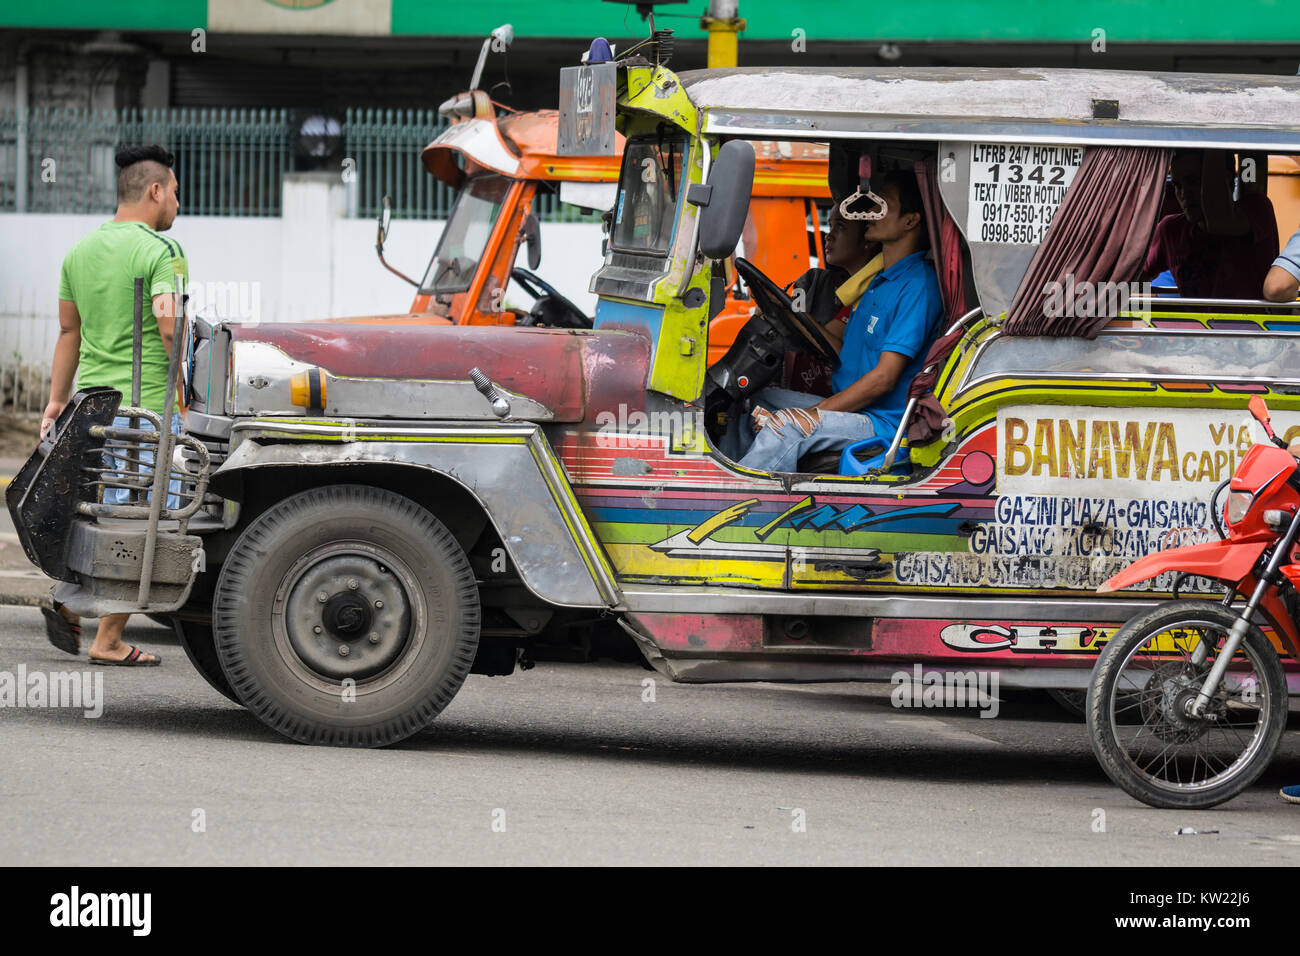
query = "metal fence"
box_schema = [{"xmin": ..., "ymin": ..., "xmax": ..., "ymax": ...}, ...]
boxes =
[
  {"xmin": 0, "ymin": 107, "xmax": 599, "ymax": 221},
  {"xmin": 0, "ymin": 107, "xmax": 294, "ymax": 216}
]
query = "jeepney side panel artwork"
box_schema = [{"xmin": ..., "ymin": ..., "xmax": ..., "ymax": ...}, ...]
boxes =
[
  {"xmin": 558, "ymin": 323, "xmax": 1300, "ymax": 599},
  {"xmin": 557, "ymin": 425, "xmax": 992, "ymax": 591}
]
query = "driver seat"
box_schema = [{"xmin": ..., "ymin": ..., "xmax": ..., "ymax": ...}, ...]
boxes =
[{"xmin": 796, "ymin": 450, "xmax": 844, "ymax": 475}]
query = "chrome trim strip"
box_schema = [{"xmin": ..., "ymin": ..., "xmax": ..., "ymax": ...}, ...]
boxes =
[
  {"xmin": 619, "ymin": 584, "xmax": 1162, "ymax": 620},
  {"xmin": 651, "ymin": 658, "xmax": 1100, "ymax": 690},
  {"xmin": 960, "ymin": 369, "xmax": 1300, "ymax": 395},
  {"xmin": 1131, "ymin": 296, "xmax": 1300, "ymax": 311},
  {"xmin": 957, "ymin": 327, "xmax": 1300, "ymax": 393},
  {"xmin": 700, "ymin": 111, "xmax": 1300, "ymax": 152}
]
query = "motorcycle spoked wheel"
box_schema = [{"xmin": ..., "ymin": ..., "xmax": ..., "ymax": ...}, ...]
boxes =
[{"xmin": 1086, "ymin": 601, "xmax": 1287, "ymax": 810}]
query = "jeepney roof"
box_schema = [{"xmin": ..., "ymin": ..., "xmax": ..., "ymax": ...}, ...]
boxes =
[{"xmin": 677, "ymin": 67, "xmax": 1300, "ymax": 151}]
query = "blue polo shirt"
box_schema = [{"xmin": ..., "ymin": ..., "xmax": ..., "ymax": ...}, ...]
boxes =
[{"xmin": 830, "ymin": 250, "xmax": 944, "ymax": 438}]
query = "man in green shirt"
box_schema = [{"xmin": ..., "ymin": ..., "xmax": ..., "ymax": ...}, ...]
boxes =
[{"xmin": 41, "ymin": 144, "xmax": 186, "ymax": 666}]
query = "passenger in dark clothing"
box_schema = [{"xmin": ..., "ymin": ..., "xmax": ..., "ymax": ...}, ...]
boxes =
[
  {"xmin": 1143, "ymin": 150, "xmax": 1279, "ymax": 299},
  {"xmin": 781, "ymin": 203, "xmax": 882, "ymax": 392},
  {"xmin": 788, "ymin": 203, "xmax": 881, "ymax": 325}
]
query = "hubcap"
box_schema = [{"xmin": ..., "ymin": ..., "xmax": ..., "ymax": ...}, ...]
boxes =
[{"xmin": 283, "ymin": 552, "xmax": 411, "ymax": 681}]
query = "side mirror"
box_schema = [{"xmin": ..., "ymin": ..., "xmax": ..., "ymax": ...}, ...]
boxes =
[
  {"xmin": 522, "ymin": 212, "xmax": 542, "ymax": 270},
  {"xmin": 377, "ymin": 195, "xmax": 393, "ymax": 250},
  {"xmin": 1250, "ymin": 395, "xmax": 1278, "ymax": 442},
  {"xmin": 694, "ymin": 140, "xmax": 755, "ymax": 260}
]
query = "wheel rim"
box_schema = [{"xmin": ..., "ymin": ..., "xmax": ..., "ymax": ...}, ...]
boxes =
[
  {"xmin": 1107, "ymin": 617, "xmax": 1272, "ymax": 795},
  {"xmin": 273, "ymin": 542, "xmax": 425, "ymax": 692}
]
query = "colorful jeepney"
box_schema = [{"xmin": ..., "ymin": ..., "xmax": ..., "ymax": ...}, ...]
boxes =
[{"xmin": 9, "ymin": 59, "xmax": 1300, "ymax": 748}]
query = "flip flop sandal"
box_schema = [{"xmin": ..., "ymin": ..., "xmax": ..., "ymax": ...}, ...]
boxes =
[
  {"xmin": 89, "ymin": 645, "xmax": 161, "ymax": 667},
  {"xmin": 39, "ymin": 596, "xmax": 81, "ymax": 656}
]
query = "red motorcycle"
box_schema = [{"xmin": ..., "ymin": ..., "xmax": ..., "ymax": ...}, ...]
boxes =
[{"xmin": 1088, "ymin": 396, "xmax": 1300, "ymax": 809}]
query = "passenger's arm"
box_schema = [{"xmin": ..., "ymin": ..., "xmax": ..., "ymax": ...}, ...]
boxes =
[
  {"xmin": 42, "ymin": 299, "xmax": 82, "ymax": 435},
  {"xmin": 1265, "ymin": 228, "xmax": 1300, "ymax": 302},
  {"xmin": 1264, "ymin": 265, "xmax": 1300, "ymax": 303},
  {"xmin": 1199, "ymin": 151, "xmax": 1251, "ymax": 237},
  {"xmin": 817, "ymin": 351, "xmax": 910, "ymax": 414},
  {"xmin": 152, "ymin": 292, "xmax": 177, "ymax": 355},
  {"xmin": 820, "ymin": 315, "xmax": 846, "ymax": 349},
  {"xmin": 152, "ymin": 292, "xmax": 184, "ymax": 412}
]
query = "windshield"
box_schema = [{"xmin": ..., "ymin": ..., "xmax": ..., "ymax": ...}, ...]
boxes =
[
  {"xmin": 611, "ymin": 133, "xmax": 685, "ymax": 257},
  {"xmin": 420, "ymin": 174, "xmax": 511, "ymax": 295}
]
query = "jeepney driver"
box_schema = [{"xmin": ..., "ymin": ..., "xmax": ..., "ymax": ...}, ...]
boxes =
[{"xmin": 733, "ymin": 169, "xmax": 944, "ymax": 474}]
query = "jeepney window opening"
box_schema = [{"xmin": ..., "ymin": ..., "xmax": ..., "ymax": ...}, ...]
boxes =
[
  {"xmin": 1142, "ymin": 149, "xmax": 1286, "ymax": 300},
  {"xmin": 962, "ymin": 327, "xmax": 1300, "ymax": 394},
  {"xmin": 419, "ymin": 173, "xmax": 512, "ymax": 297},
  {"xmin": 999, "ymin": 147, "xmax": 1295, "ymax": 336},
  {"xmin": 609, "ymin": 128, "xmax": 685, "ymax": 258}
]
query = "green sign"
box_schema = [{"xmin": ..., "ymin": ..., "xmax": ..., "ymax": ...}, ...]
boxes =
[{"xmin": 3, "ymin": 0, "xmax": 1300, "ymax": 44}]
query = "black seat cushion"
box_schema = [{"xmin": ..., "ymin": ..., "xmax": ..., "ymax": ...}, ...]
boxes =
[{"xmin": 796, "ymin": 450, "xmax": 843, "ymax": 474}]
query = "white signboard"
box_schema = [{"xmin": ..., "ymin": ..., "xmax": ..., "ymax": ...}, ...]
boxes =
[
  {"xmin": 995, "ymin": 404, "xmax": 1292, "ymax": 499},
  {"xmin": 891, "ymin": 403, "xmax": 1297, "ymax": 592},
  {"xmin": 966, "ymin": 144, "xmax": 1084, "ymax": 245}
]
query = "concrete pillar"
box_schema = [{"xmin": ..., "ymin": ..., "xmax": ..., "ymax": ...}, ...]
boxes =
[{"xmin": 280, "ymin": 172, "xmax": 346, "ymax": 322}]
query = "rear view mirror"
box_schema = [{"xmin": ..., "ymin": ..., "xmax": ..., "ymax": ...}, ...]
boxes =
[
  {"xmin": 523, "ymin": 212, "xmax": 542, "ymax": 270},
  {"xmin": 377, "ymin": 195, "xmax": 393, "ymax": 250},
  {"xmin": 696, "ymin": 140, "xmax": 755, "ymax": 260},
  {"xmin": 1250, "ymin": 395, "xmax": 1277, "ymax": 441}
]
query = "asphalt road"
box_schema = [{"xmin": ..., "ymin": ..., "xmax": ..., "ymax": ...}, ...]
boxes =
[{"xmin": 3, "ymin": 605, "xmax": 1300, "ymax": 866}]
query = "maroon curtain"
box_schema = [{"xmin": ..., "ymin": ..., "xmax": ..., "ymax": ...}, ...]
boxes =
[
  {"xmin": 913, "ymin": 157, "xmax": 970, "ymax": 324},
  {"xmin": 1003, "ymin": 146, "xmax": 1170, "ymax": 337},
  {"xmin": 906, "ymin": 159, "xmax": 972, "ymax": 443}
]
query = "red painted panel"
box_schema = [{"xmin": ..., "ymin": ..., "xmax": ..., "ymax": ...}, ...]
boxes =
[{"xmin": 229, "ymin": 322, "xmax": 652, "ymax": 424}]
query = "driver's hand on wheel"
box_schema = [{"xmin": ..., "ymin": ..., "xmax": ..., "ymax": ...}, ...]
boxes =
[{"xmin": 752, "ymin": 406, "xmax": 821, "ymax": 437}]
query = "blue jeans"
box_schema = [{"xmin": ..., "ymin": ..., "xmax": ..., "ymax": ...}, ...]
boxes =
[
  {"xmin": 732, "ymin": 386, "xmax": 878, "ymax": 473},
  {"xmin": 102, "ymin": 412, "xmax": 183, "ymax": 508}
]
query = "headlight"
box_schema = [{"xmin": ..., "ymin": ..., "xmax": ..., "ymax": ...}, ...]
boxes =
[{"xmin": 1226, "ymin": 491, "xmax": 1254, "ymax": 525}]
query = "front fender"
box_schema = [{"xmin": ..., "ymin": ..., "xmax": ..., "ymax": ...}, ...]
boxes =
[
  {"xmin": 1098, "ymin": 538, "xmax": 1266, "ymax": 594},
  {"xmin": 211, "ymin": 419, "xmax": 620, "ymax": 609}
]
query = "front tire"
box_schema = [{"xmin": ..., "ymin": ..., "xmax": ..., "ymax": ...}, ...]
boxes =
[
  {"xmin": 213, "ymin": 485, "xmax": 480, "ymax": 747},
  {"xmin": 1086, "ymin": 601, "xmax": 1286, "ymax": 809},
  {"xmin": 172, "ymin": 618, "xmax": 239, "ymax": 704}
]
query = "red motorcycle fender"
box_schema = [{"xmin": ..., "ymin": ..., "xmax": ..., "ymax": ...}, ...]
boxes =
[{"xmin": 1097, "ymin": 539, "xmax": 1267, "ymax": 594}]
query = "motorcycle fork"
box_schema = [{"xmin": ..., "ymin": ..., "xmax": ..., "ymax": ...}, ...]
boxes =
[{"xmin": 1190, "ymin": 515, "xmax": 1300, "ymax": 717}]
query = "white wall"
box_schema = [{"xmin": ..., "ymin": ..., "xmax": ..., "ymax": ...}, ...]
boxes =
[{"xmin": 0, "ymin": 205, "xmax": 604, "ymax": 376}]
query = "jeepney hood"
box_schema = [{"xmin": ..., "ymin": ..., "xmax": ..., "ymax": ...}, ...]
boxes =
[{"xmin": 224, "ymin": 320, "xmax": 649, "ymax": 423}]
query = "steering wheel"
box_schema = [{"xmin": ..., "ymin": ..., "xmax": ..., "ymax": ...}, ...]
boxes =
[
  {"xmin": 734, "ymin": 258, "xmax": 840, "ymax": 369},
  {"xmin": 511, "ymin": 268, "xmax": 592, "ymax": 329}
]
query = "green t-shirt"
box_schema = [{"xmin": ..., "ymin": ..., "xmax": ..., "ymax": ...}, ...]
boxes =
[{"xmin": 57, "ymin": 221, "xmax": 188, "ymax": 415}]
